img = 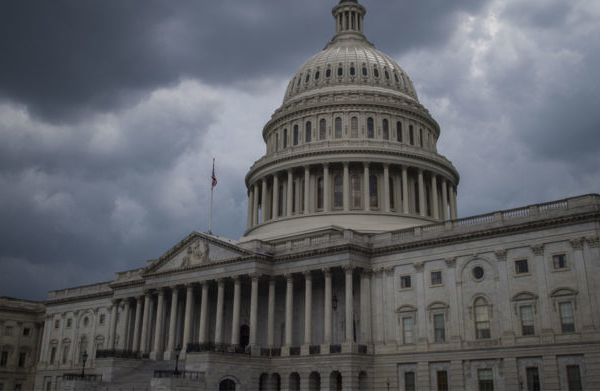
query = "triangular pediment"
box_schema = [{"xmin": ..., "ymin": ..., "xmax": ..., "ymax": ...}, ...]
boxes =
[{"xmin": 144, "ymin": 232, "xmax": 251, "ymax": 275}]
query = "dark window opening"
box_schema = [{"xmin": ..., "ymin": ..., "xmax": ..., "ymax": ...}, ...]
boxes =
[{"xmin": 367, "ymin": 118, "xmax": 374, "ymax": 138}]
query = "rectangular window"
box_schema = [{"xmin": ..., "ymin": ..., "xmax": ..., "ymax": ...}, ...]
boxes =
[
  {"xmin": 14, "ymin": 384, "xmax": 21, "ymax": 391},
  {"xmin": 559, "ymin": 302, "xmax": 575, "ymax": 333},
  {"xmin": 478, "ymin": 369, "xmax": 494, "ymax": 391},
  {"xmin": 402, "ymin": 317, "xmax": 414, "ymax": 344},
  {"xmin": 475, "ymin": 305, "xmax": 491, "ymax": 340},
  {"xmin": 50, "ymin": 347, "xmax": 56, "ymax": 364},
  {"xmin": 526, "ymin": 367, "xmax": 541, "ymax": 391},
  {"xmin": 54, "ymin": 320, "xmax": 60, "ymax": 329},
  {"xmin": 18, "ymin": 352, "xmax": 26, "ymax": 367},
  {"xmin": 0, "ymin": 351, "xmax": 8, "ymax": 367},
  {"xmin": 431, "ymin": 271, "xmax": 443, "ymax": 286},
  {"xmin": 520, "ymin": 305, "xmax": 535, "ymax": 336},
  {"xmin": 4, "ymin": 326, "xmax": 12, "ymax": 336},
  {"xmin": 62, "ymin": 345, "xmax": 69, "ymax": 364},
  {"xmin": 0, "ymin": 382, "xmax": 4, "ymax": 391},
  {"xmin": 99, "ymin": 314, "xmax": 106, "ymax": 325},
  {"xmin": 66, "ymin": 319, "xmax": 72, "ymax": 328},
  {"xmin": 553, "ymin": 254, "xmax": 567, "ymax": 269},
  {"xmin": 437, "ymin": 370, "xmax": 449, "ymax": 391},
  {"xmin": 515, "ymin": 259, "xmax": 529, "ymax": 274},
  {"xmin": 566, "ymin": 365, "xmax": 582, "ymax": 391},
  {"xmin": 434, "ymin": 314, "xmax": 446, "ymax": 342},
  {"xmin": 404, "ymin": 371, "xmax": 416, "ymax": 391},
  {"xmin": 22, "ymin": 327, "xmax": 31, "ymax": 337},
  {"xmin": 400, "ymin": 275, "xmax": 412, "ymax": 289}
]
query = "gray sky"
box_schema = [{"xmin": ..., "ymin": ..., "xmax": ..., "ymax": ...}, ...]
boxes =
[{"xmin": 1, "ymin": 0, "xmax": 599, "ymax": 300}]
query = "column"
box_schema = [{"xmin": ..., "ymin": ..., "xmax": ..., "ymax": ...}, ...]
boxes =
[
  {"xmin": 343, "ymin": 162, "xmax": 350, "ymax": 211},
  {"xmin": 166, "ymin": 287, "xmax": 179, "ymax": 356},
  {"xmin": 344, "ymin": 266, "xmax": 354, "ymax": 342},
  {"xmin": 261, "ymin": 179, "xmax": 268, "ymax": 223},
  {"xmin": 182, "ymin": 284, "xmax": 195, "ymax": 352},
  {"xmin": 450, "ymin": 184, "xmax": 458, "ymax": 219},
  {"xmin": 304, "ymin": 166, "xmax": 310, "ymax": 214},
  {"xmin": 287, "ymin": 169, "xmax": 294, "ymax": 216},
  {"xmin": 121, "ymin": 300, "xmax": 131, "ymax": 350},
  {"xmin": 267, "ymin": 277, "xmax": 276, "ymax": 347},
  {"xmin": 107, "ymin": 299, "xmax": 119, "ymax": 350},
  {"xmin": 441, "ymin": 179, "xmax": 449, "ymax": 221},
  {"xmin": 214, "ymin": 279, "xmax": 225, "ymax": 344},
  {"xmin": 383, "ymin": 164, "xmax": 390, "ymax": 212},
  {"xmin": 231, "ymin": 277, "xmax": 241, "ymax": 345},
  {"xmin": 250, "ymin": 274, "xmax": 260, "ymax": 347},
  {"xmin": 272, "ymin": 174, "xmax": 279, "ymax": 219},
  {"xmin": 402, "ymin": 166, "xmax": 409, "ymax": 214},
  {"xmin": 285, "ymin": 274, "xmax": 294, "ymax": 346},
  {"xmin": 431, "ymin": 174, "xmax": 439, "ymax": 219},
  {"xmin": 360, "ymin": 271, "xmax": 372, "ymax": 344},
  {"xmin": 198, "ymin": 283, "xmax": 209, "ymax": 343},
  {"xmin": 363, "ymin": 163, "xmax": 370, "ymax": 212},
  {"xmin": 253, "ymin": 182, "xmax": 260, "ymax": 225},
  {"xmin": 418, "ymin": 169, "xmax": 425, "ymax": 217},
  {"xmin": 140, "ymin": 292, "xmax": 152, "ymax": 353},
  {"xmin": 247, "ymin": 188, "xmax": 253, "ymax": 229},
  {"xmin": 531, "ymin": 245, "xmax": 552, "ymax": 336},
  {"xmin": 152, "ymin": 289, "xmax": 166, "ymax": 358},
  {"xmin": 323, "ymin": 163, "xmax": 331, "ymax": 212},
  {"xmin": 303, "ymin": 271, "xmax": 313, "ymax": 346},
  {"xmin": 132, "ymin": 296, "xmax": 143, "ymax": 351},
  {"xmin": 571, "ymin": 239, "xmax": 594, "ymax": 330},
  {"xmin": 323, "ymin": 269, "xmax": 332, "ymax": 344}
]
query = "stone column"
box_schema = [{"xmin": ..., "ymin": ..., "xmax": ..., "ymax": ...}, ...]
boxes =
[
  {"xmin": 418, "ymin": 169, "xmax": 425, "ymax": 217},
  {"xmin": 402, "ymin": 166, "xmax": 409, "ymax": 214},
  {"xmin": 372, "ymin": 269, "xmax": 384, "ymax": 343},
  {"xmin": 261, "ymin": 179, "xmax": 268, "ymax": 223},
  {"xmin": 304, "ymin": 166, "xmax": 310, "ymax": 214},
  {"xmin": 152, "ymin": 289, "xmax": 166, "ymax": 359},
  {"xmin": 198, "ymin": 282, "xmax": 209, "ymax": 343},
  {"xmin": 108, "ymin": 299, "xmax": 119, "ymax": 350},
  {"xmin": 132, "ymin": 296, "xmax": 143, "ymax": 351},
  {"xmin": 441, "ymin": 179, "xmax": 448, "ymax": 221},
  {"xmin": 323, "ymin": 268, "xmax": 332, "ymax": 344},
  {"xmin": 272, "ymin": 174, "xmax": 279, "ymax": 219},
  {"xmin": 360, "ymin": 271, "xmax": 372, "ymax": 344},
  {"xmin": 531, "ymin": 245, "xmax": 552, "ymax": 338},
  {"xmin": 344, "ymin": 266, "xmax": 354, "ymax": 343},
  {"xmin": 363, "ymin": 163, "xmax": 370, "ymax": 211},
  {"xmin": 284, "ymin": 274, "xmax": 294, "ymax": 346},
  {"xmin": 253, "ymin": 182, "xmax": 260, "ymax": 225},
  {"xmin": 231, "ymin": 277, "xmax": 242, "ymax": 345},
  {"xmin": 166, "ymin": 287, "xmax": 179, "ymax": 358},
  {"xmin": 571, "ymin": 238, "xmax": 594, "ymax": 331},
  {"xmin": 140, "ymin": 292, "xmax": 152, "ymax": 354},
  {"xmin": 323, "ymin": 163, "xmax": 331, "ymax": 212},
  {"xmin": 250, "ymin": 274, "xmax": 260, "ymax": 348},
  {"xmin": 343, "ymin": 162, "xmax": 350, "ymax": 211},
  {"xmin": 121, "ymin": 300, "xmax": 131, "ymax": 350},
  {"xmin": 287, "ymin": 169, "xmax": 294, "ymax": 216},
  {"xmin": 383, "ymin": 164, "xmax": 390, "ymax": 212},
  {"xmin": 215, "ymin": 279, "xmax": 225, "ymax": 344},
  {"xmin": 303, "ymin": 271, "xmax": 313, "ymax": 346},
  {"xmin": 182, "ymin": 284, "xmax": 195, "ymax": 353},
  {"xmin": 247, "ymin": 188, "xmax": 253, "ymax": 229},
  {"xmin": 267, "ymin": 277, "xmax": 276, "ymax": 347},
  {"xmin": 431, "ymin": 174, "xmax": 439, "ymax": 219},
  {"xmin": 450, "ymin": 184, "xmax": 457, "ymax": 219}
]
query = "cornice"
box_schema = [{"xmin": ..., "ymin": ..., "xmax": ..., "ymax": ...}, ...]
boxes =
[{"xmin": 45, "ymin": 291, "xmax": 112, "ymax": 306}]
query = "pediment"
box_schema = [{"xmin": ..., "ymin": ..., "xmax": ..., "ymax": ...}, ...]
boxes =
[{"xmin": 145, "ymin": 232, "xmax": 251, "ymax": 275}]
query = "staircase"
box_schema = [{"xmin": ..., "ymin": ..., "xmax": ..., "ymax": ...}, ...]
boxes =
[{"xmin": 95, "ymin": 359, "xmax": 177, "ymax": 391}]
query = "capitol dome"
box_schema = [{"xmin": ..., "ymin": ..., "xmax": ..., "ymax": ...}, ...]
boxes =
[{"xmin": 242, "ymin": 0, "xmax": 459, "ymax": 241}]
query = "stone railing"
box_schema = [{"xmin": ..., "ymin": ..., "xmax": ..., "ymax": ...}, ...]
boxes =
[
  {"xmin": 154, "ymin": 370, "xmax": 205, "ymax": 381},
  {"xmin": 96, "ymin": 350, "xmax": 142, "ymax": 360},
  {"xmin": 187, "ymin": 342, "xmax": 249, "ymax": 355},
  {"xmin": 260, "ymin": 347, "xmax": 282, "ymax": 357},
  {"xmin": 62, "ymin": 374, "xmax": 102, "ymax": 381}
]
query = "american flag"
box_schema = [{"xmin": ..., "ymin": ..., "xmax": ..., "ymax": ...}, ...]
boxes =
[{"xmin": 211, "ymin": 158, "xmax": 217, "ymax": 188}]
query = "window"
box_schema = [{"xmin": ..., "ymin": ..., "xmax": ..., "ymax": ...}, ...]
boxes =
[
  {"xmin": 66, "ymin": 318, "xmax": 72, "ymax": 328},
  {"xmin": 62, "ymin": 343, "xmax": 70, "ymax": 364},
  {"xmin": 404, "ymin": 372, "xmax": 416, "ymax": 391},
  {"xmin": 526, "ymin": 367, "xmax": 541, "ymax": 391},
  {"xmin": 478, "ymin": 369, "xmax": 494, "ymax": 391},
  {"xmin": 474, "ymin": 298, "xmax": 491, "ymax": 339},
  {"xmin": 0, "ymin": 351, "xmax": 8, "ymax": 367},
  {"xmin": 337, "ymin": 66, "xmax": 343, "ymax": 77},
  {"xmin": 362, "ymin": 66, "xmax": 368, "ymax": 77},
  {"xmin": 473, "ymin": 266, "xmax": 485, "ymax": 280},
  {"xmin": 18, "ymin": 352, "xmax": 26, "ymax": 368},
  {"xmin": 14, "ymin": 385, "xmax": 22, "ymax": 391},
  {"xmin": 326, "ymin": 68, "xmax": 332, "ymax": 78},
  {"xmin": 437, "ymin": 370, "xmax": 449, "ymax": 391},
  {"xmin": 394, "ymin": 72, "xmax": 400, "ymax": 83},
  {"xmin": 315, "ymin": 70, "xmax": 320, "ymax": 80},
  {"xmin": 4, "ymin": 326, "xmax": 12, "ymax": 336},
  {"xmin": 434, "ymin": 314, "xmax": 446, "ymax": 342},
  {"xmin": 50, "ymin": 347, "xmax": 57, "ymax": 364},
  {"xmin": 559, "ymin": 302, "xmax": 575, "ymax": 333},
  {"xmin": 385, "ymin": 69, "xmax": 390, "ymax": 80},
  {"xmin": 382, "ymin": 119, "xmax": 389, "ymax": 140},
  {"xmin": 373, "ymin": 68, "xmax": 380, "ymax": 78},
  {"xmin": 99, "ymin": 314, "xmax": 106, "ymax": 325},
  {"xmin": 317, "ymin": 177, "xmax": 324, "ymax": 210},
  {"xmin": 351, "ymin": 175, "xmax": 361, "ymax": 208},
  {"xmin": 397, "ymin": 121, "xmax": 403, "ymax": 142},
  {"xmin": 367, "ymin": 118, "xmax": 374, "ymax": 138},
  {"xmin": 305, "ymin": 72, "xmax": 310, "ymax": 83},
  {"xmin": 369, "ymin": 175, "xmax": 378, "ymax": 208},
  {"xmin": 297, "ymin": 75, "xmax": 302, "ymax": 86},
  {"xmin": 293, "ymin": 125, "xmax": 299, "ymax": 145},
  {"xmin": 553, "ymin": 254, "xmax": 567, "ymax": 269},
  {"xmin": 335, "ymin": 117, "xmax": 342, "ymax": 139},
  {"xmin": 333, "ymin": 175, "xmax": 343, "ymax": 208},
  {"xmin": 400, "ymin": 275, "xmax": 412, "ymax": 289},
  {"xmin": 431, "ymin": 271, "xmax": 443, "ymax": 286},
  {"xmin": 409, "ymin": 125, "xmax": 414, "ymax": 145},
  {"xmin": 515, "ymin": 259, "xmax": 529, "ymax": 274},
  {"xmin": 402, "ymin": 317, "xmax": 414, "ymax": 344},
  {"xmin": 566, "ymin": 365, "xmax": 582, "ymax": 391},
  {"xmin": 520, "ymin": 305, "xmax": 535, "ymax": 336},
  {"xmin": 22, "ymin": 328, "xmax": 30, "ymax": 337},
  {"xmin": 305, "ymin": 122, "xmax": 312, "ymax": 142},
  {"xmin": 319, "ymin": 119, "xmax": 327, "ymax": 140},
  {"xmin": 350, "ymin": 66, "xmax": 356, "ymax": 76},
  {"xmin": 283, "ymin": 128, "xmax": 288, "ymax": 148}
]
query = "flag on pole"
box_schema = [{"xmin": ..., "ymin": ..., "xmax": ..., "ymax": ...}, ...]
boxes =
[{"xmin": 211, "ymin": 158, "xmax": 217, "ymax": 188}]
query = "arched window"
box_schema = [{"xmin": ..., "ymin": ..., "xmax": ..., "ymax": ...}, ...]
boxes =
[
  {"xmin": 373, "ymin": 68, "xmax": 380, "ymax": 78},
  {"xmin": 409, "ymin": 125, "xmax": 414, "ymax": 145},
  {"xmin": 337, "ymin": 66, "xmax": 343, "ymax": 77},
  {"xmin": 367, "ymin": 118, "xmax": 374, "ymax": 139},
  {"xmin": 396, "ymin": 121, "xmax": 403, "ymax": 142},
  {"xmin": 320, "ymin": 119, "xmax": 327, "ymax": 140},
  {"xmin": 474, "ymin": 298, "xmax": 491, "ymax": 339},
  {"xmin": 333, "ymin": 175, "xmax": 343, "ymax": 208},
  {"xmin": 305, "ymin": 122, "xmax": 312, "ymax": 143},
  {"xmin": 326, "ymin": 68, "xmax": 332, "ymax": 78},
  {"xmin": 335, "ymin": 117, "xmax": 343, "ymax": 139},
  {"xmin": 61, "ymin": 340, "xmax": 71, "ymax": 364},
  {"xmin": 293, "ymin": 125, "xmax": 299, "ymax": 146},
  {"xmin": 382, "ymin": 119, "xmax": 389, "ymax": 140},
  {"xmin": 350, "ymin": 66, "xmax": 356, "ymax": 76},
  {"xmin": 385, "ymin": 69, "xmax": 390, "ymax": 80},
  {"xmin": 309, "ymin": 372, "xmax": 321, "ymax": 391},
  {"xmin": 315, "ymin": 70, "xmax": 320, "ymax": 80},
  {"xmin": 317, "ymin": 177, "xmax": 324, "ymax": 210},
  {"xmin": 369, "ymin": 175, "xmax": 378, "ymax": 208},
  {"xmin": 394, "ymin": 72, "xmax": 400, "ymax": 83},
  {"xmin": 284, "ymin": 129, "xmax": 289, "ymax": 148},
  {"xmin": 351, "ymin": 117, "xmax": 358, "ymax": 138},
  {"xmin": 305, "ymin": 72, "xmax": 310, "ymax": 83},
  {"xmin": 389, "ymin": 177, "xmax": 395, "ymax": 210},
  {"xmin": 290, "ymin": 373, "xmax": 301, "ymax": 391},
  {"xmin": 351, "ymin": 175, "xmax": 361, "ymax": 209},
  {"xmin": 297, "ymin": 75, "xmax": 302, "ymax": 86},
  {"xmin": 362, "ymin": 66, "xmax": 368, "ymax": 77},
  {"xmin": 219, "ymin": 379, "xmax": 236, "ymax": 391}
]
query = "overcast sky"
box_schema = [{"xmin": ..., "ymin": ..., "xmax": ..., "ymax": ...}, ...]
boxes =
[{"xmin": 1, "ymin": 0, "xmax": 599, "ymax": 301}]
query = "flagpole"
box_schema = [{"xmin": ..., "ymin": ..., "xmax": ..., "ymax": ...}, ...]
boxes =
[{"xmin": 209, "ymin": 158, "xmax": 215, "ymax": 234}]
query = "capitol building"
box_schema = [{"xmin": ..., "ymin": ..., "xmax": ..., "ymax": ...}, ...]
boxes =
[{"xmin": 1, "ymin": 1, "xmax": 600, "ymax": 390}]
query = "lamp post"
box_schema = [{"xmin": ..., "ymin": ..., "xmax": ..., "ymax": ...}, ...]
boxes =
[
  {"xmin": 174, "ymin": 345, "xmax": 182, "ymax": 375},
  {"xmin": 81, "ymin": 351, "xmax": 88, "ymax": 377}
]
